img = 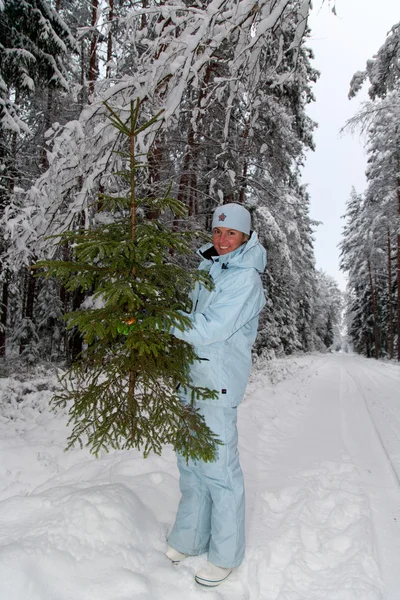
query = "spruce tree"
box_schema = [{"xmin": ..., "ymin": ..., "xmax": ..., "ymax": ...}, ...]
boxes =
[{"xmin": 38, "ymin": 99, "xmax": 220, "ymax": 462}]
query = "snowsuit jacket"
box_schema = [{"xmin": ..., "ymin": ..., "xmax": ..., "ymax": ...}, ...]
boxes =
[{"xmin": 171, "ymin": 232, "xmax": 267, "ymax": 407}]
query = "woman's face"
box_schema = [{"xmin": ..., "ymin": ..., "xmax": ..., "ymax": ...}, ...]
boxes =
[{"xmin": 212, "ymin": 227, "xmax": 246, "ymax": 256}]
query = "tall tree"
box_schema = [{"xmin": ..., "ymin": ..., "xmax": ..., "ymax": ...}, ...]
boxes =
[
  {"xmin": 0, "ymin": 0, "xmax": 76, "ymax": 357},
  {"xmin": 345, "ymin": 20, "xmax": 400, "ymax": 360}
]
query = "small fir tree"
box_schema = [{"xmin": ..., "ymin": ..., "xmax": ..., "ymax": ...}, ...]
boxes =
[{"xmin": 37, "ymin": 99, "xmax": 220, "ymax": 462}]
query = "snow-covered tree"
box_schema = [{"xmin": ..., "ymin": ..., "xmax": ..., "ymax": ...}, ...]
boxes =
[
  {"xmin": 0, "ymin": 0, "xmax": 76, "ymax": 357},
  {"xmin": 344, "ymin": 19, "xmax": 400, "ymax": 360},
  {"xmin": 1, "ymin": 0, "xmax": 324, "ymax": 363},
  {"xmin": 313, "ymin": 270, "xmax": 343, "ymax": 351},
  {"xmin": 349, "ymin": 20, "xmax": 400, "ymax": 101},
  {"xmin": 0, "ymin": 0, "xmax": 75, "ymax": 191},
  {"xmin": 2, "ymin": 1, "xmax": 313, "ymax": 252}
]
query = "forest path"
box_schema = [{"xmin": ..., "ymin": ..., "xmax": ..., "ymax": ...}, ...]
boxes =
[
  {"xmin": 1, "ymin": 354, "xmax": 400, "ymax": 600},
  {"xmin": 239, "ymin": 353, "xmax": 400, "ymax": 600}
]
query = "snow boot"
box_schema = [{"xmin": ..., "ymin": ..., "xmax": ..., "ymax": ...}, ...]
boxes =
[
  {"xmin": 195, "ymin": 562, "xmax": 232, "ymax": 587},
  {"xmin": 165, "ymin": 546, "xmax": 188, "ymax": 564}
]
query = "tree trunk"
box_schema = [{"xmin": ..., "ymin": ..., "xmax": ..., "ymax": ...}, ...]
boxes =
[
  {"xmin": 40, "ymin": 88, "xmax": 53, "ymax": 171},
  {"xmin": 79, "ymin": 39, "xmax": 87, "ymax": 106},
  {"xmin": 387, "ymin": 230, "xmax": 394, "ymax": 359},
  {"xmin": 177, "ymin": 126, "xmax": 195, "ymax": 216},
  {"xmin": 88, "ymin": 0, "xmax": 99, "ymax": 96},
  {"xmin": 129, "ymin": 100, "xmax": 138, "ymax": 250},
  {"xmin": 141, "ymin": 0, "xmax": 148, "ymax": 30},
  {"xmin": 0, "ymin": 276, "xmax": 9, "ymax": 357},
  {"xmin": 238, "ymin": 159, "xmax": 248, "ymax": 204},
  {"xmin": 146, "ymin": 141, "xmax": 162, "ymax": 220},
  {"xmin": 59, "ymin": 283, "xmax": 69, "ymax": 359},
  {"xmin": 175, "ymin": 64, "xmax": 214, "ymax": 221},
  {"xmin": 397, "ymin": 235, "xmax": 400, "ymax": 361},
  {"xmin": 367, "ymin": 259, "xmax": 379, "ymax": 358},
  {"xmin": 9, "ymin": 130, "xmax": 18, "ymax": 193},
  {"xmin": 19, "ymin": 268, "xmax": 36, "ymax": 355},
  {"xmin": 106, "ymin": 0, "xmax": 114, "ymax": 78},
  {"xmin": 60, "ymin": 242, "xmax": 70, "ymax": 361},
  {"xmin": 238, "ymin": 122, "xmax": 250, "ymax": 204},
  {"xmin": 68, "ymin": 288, "xmax": 85, "ymax": 363},
  {"xmin": 25, "ymin": 270, "xmax": 36, "ymax": 321},
  {"xmin": 397, "ymin": 182, "xmax": 400, "ymax": 361}
]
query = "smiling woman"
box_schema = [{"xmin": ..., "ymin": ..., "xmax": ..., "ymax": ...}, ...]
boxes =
[
  {"xmin": 212, "ymin": 227, "xmax": 247, "ymax": 255},
  {"xmin": 166, "ymin": 203, "xmax": 267, "ymax": 587},
  {"xmin": 211, "ymin": 203, "xmax": 251, "ymax": 255}
]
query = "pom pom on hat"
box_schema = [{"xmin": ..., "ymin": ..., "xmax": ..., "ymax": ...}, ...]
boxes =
[{"xmin": 212, "ymin": 203, "xmax": 251, "ymax": 235}]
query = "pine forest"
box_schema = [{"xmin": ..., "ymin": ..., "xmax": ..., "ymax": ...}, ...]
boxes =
[
  {"xmin": 341, "ymin": 20, "xmax": 400, "ymax": 361},
  {"xmin": 0, "ymin": 0, "xmax": 344, "ymax": 366}
]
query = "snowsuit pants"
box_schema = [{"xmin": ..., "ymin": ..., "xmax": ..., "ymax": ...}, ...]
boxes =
[{"xmin": 168, "ymin": 403, "xmax": 245, "ymax": 569}]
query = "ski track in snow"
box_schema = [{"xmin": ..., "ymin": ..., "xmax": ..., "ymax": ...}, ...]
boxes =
[
  {"xmin": 0, "ymin": 354, "xmax": 399, "ymax": 600},
  {"xmin": 344, "ymin": 357, "xmax": 400, "ymax": 484}
]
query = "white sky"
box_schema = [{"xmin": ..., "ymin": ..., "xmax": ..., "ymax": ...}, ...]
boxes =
[{"xmin": 302, "ymin": 0, "xmax": 399, "ymax": 290}]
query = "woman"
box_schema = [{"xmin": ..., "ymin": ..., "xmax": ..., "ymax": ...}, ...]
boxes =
[{"xmin": 166, "ymin": 203, "xmax": 267, "ymax": 587}]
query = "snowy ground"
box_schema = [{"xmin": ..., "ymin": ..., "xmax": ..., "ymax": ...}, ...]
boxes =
[{"xmin": 1, "ymin": 353, "xmax": 400, "ymax": 600}]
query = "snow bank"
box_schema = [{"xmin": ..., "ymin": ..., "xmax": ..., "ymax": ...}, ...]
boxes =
[{"xmin": 0, "ymin": 484, "xmax": 159, "ymax": 600}]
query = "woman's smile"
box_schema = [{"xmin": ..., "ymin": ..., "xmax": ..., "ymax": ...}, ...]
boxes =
[{"xmin": 212, "ymin": 227, "xmax": 246, "ymax": 256}]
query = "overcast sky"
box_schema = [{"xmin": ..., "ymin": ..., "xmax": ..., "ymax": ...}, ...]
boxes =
[{"xmin": 302, "ymin": 0, "xmax": 399, "ymax": 290}]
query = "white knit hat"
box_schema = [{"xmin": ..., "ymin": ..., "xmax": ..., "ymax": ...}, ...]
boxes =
[{"xmin": 211, "ymin": 203, "xmax": 251, "ymax": 235}]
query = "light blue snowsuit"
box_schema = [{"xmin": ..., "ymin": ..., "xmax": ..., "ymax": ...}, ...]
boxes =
[{"xmin": 168, "ymin": 231, "xmax": 266, "ymax": 568}]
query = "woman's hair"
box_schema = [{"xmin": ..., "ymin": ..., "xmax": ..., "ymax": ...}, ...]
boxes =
[{"xmin": 243, "ymin": 233, "xmax": 250, "ymax": 243}]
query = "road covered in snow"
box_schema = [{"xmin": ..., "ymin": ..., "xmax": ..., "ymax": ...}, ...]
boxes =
[{"xmin": 0, "ymin": 353, "xmax": 399, "ymax": 600}]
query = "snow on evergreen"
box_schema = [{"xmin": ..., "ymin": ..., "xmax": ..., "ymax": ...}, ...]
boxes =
[
  {"xmin": 0, "ymin": 0, "xmax": 342, "ymax": 362},
  {"xmin": 341, "ymin": 19, "xmax": 400, "ymax": 360}
]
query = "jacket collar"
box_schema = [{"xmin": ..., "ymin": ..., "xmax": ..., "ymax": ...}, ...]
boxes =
[
  {"xmin": 200, "ymin": 245, "xmax": 219, "ymax": 260},
  {"xmin": 197, "ymin": 231, "xmax": 266, "ymax": 273}
]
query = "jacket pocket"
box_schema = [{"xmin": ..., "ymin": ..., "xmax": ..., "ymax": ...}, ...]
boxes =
[{"xmin": 189, "ymin": 355, "xmax": 219, "ymax": 394}]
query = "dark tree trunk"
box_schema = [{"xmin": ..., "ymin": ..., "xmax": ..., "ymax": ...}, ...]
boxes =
[
  {"xmin": 146, "ymin": 142, "xmax": 162, "ymax": 220},
  {"xmin": 79, "ymin": 39, "xmax": 87, "ymax": 106},
  {"xmin": 177, "ymin": 126, "xmax": 195, "ymax": 216},
  {"xmin": 397, "ymin": 183, "xmax": 400, "ymax": 361},
  {"xmin": 0, "ymin": 277, "xmax": 9, "ymax": 357},
  {"xmin": 387, "ymin": 230, "xmax": 394, "ymax": 359},
  {"xmin": 25, "ymin": 271, "xmax": 36, "ymax": 321},
  {"xmin": 397, "ymin": 232, "xmax": 400, "ymax": 361},
  {"xmin": 141, "ymin": 0, "xmax": 148, "ymax": 30},
  {"xmin": 19, "ymin": 268, "xmax": 36, "ymax": 355},
  {"xmin": 106, "ymin": 0, "xmax": 114, "ymax": 78},
  {"xmin": 367, "ymin": 259, "xmax": 379, "ymax": 358},
  {"xmin": 238, "ymin": 122, "xmax": 250, "ymax": 204},
  {"xmin": 68, "ymin": 289, "xmax": 85, "ymax": 363},
  {"xmin": 40, "ymin": 88, "xmax": 53, "ymax": 171},
  {"xmin": 67, "ymin": 211, "xmax": 86, "ymax": 364},
  {"xmin": 88, "ymin": 0, "xmax": 99, "ymax": 96},
  {"xmin": 59, "ymin": 245, "xmax": 70, "ymax": 361},
  {"xmin": 175, "ymin": 64, "xmax": 214, "ymax": 222}
]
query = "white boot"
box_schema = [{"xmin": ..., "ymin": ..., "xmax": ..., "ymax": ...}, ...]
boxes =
[
  {"xmin": 195, "ymin": 562, "xmax": 232, "ymax": 587},
  {"xmin": 165, "ymin": 545, "xmax": 188, "ymax": 564}
]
